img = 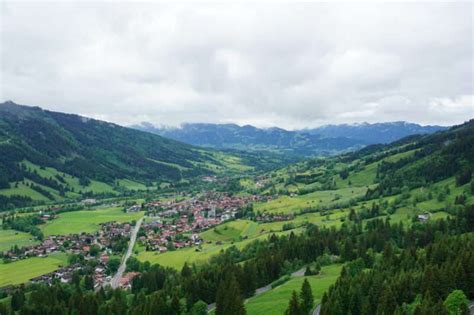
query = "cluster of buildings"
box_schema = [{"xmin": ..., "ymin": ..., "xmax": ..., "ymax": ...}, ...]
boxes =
[
  {"xmin": 1, "ymin": 221, "xmax": 134, "ymax": 289},
  {"xmin": 138, "ymin": 192, "xmax": 265, "ymax": 252},
  {"xmin": 255, "ymin": 213, "xmax": 295, "ymax": 223}
]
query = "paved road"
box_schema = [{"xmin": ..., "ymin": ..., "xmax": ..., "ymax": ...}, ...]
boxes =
[
  {"xmin": 110, "ymin": 217, "xmax": 143, "ymax": 289},
  {"xmin": 312, "ymin": 304, "xmax": 321, "ymax": 315},
  {"xmin": 291, "ymin": 266, "xmax": 306, "ymax": 277}
]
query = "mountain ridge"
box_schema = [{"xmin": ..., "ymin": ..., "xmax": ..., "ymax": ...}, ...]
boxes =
[
  {"xmin": 132, "ymin": 121, "xmax": 447, "ymax": 156},
  {"xmin": 0, "ymin": 101, "xmax": 290, "ymax": 208}
]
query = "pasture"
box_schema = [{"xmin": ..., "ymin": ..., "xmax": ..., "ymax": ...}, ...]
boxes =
[
  {"xmin": 0, "ymin": 253, "xmax": 68, "ymax": 287},
  {"xmin": 137, "ymin": 228, "xmax": 300, "ymax": 269},
  {"xmin": 245, "ymin": 264, "xmax": 342, "ymax": 315},
  {"xmin": 0, "ymin": 180, "xmax": 55, "ymax": 201},
  {"xmin": 200, "ymin": 220, "xmax": 259, "ymax": 242},
  {"xmin": 40, "ymin": 206, "xmax": 144, "ymax": 236},
  {"xmin": 117, "ymin": 179, "xmax": 148, "ymax": 191},
  {"xmin": 0, "ymin": 229, "xmax": 39, "ymax": 252},
  {"xmin": 254, "ymin": 186, "xmax": 367, "ymax": 214}
]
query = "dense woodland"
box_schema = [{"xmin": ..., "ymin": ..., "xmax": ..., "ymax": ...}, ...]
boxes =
[{"xmin": 1, "ymin": 203, "xmax": 471, "ymax": 315}]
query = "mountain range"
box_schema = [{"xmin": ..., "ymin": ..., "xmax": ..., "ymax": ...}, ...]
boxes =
[{"xmin": 132, "ymin": 121, "xmax": 447, "ymax": 156}]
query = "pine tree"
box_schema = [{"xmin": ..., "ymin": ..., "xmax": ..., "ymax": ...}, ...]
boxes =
[
  {"xmin": 216, "ymin": 274, "xmax": 246, "ymax": 315},
  {"xmin": 11, "ymin": 289, "xmax": 25, "ymax": 311},
  {"xmin": 181, "ymin": 262, "xmax": 192, "ymax": 278},
  {"xmin": 285, "ymin": 291, "xmax": 302, "ymax": 315},
  {"xmin": 84, "ymin": 275, "xmax": 94, "ymax": 291},
  {"xmin": 300, "ymin": 278, "xmax": 313, "ymax": 314},
  {"xmin": 241, "ymin": 261, "xmax": 257, "ymax": 297},
  {"xmin": 170, "ymin": 294, "xmax": 181, "ymax": 315}
]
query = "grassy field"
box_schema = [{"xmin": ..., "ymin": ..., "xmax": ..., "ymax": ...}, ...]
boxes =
[
  {"xmin": 0, "ymin": 229, "xmax": 39, "ymax": 252},
  {"xmin": 245, "ymin": 264, "xmax": 342, "ymax": 315},
  {"xmin": 117, "ymin": 179, "xmax": 148, "ymax": 191},
  {"xmin": 0, "ymin": 181, "xmax": 52, "ymax": 201},
  {"xmin": 200, "ymin": 220, "xmax": 260, "ymax": 242},
  {"xmin": 254, "ymin": 186, "xmax": 367, "ymax": 214},
  {"xmin": 0, "ymin": 253, "xmax": 69, "ymax": 287},
  {"xmin": 137, "ymin": 229, "xmax": 300, "ymax": 269},
  {"xmin": 41, "ymin": 206, "xmax": 144, "ymax": 236}
]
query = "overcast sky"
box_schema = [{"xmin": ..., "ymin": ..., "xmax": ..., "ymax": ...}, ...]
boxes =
[{"xmin": 1, "ymin": 1, "xmax": 473, "ymax": 129}]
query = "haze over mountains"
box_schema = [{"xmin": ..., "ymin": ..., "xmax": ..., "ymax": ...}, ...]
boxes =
[{"xmin": 133, "ymin": 121, "xmax": 447, "ymax": 157}]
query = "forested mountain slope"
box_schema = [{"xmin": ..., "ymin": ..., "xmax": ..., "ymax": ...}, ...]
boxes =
[
  {"xmin": 253, "ymin": 119, "xmax": 473, "ymax": 199},
  {"xmin": 0, "ymin": 102, "xmax": 285, "ymax": 208}
]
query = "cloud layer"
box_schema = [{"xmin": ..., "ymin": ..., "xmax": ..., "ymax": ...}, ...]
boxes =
[{"xmin": 1, "ymin": 2, "xmax": 473, "ymax": 129}]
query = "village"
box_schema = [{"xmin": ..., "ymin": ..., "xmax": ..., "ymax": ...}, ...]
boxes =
[
  {"xmin": 0, "ymin": 221, "xmax": 134, "ymax": 290},
  {"xmin": 136, "ymin": 191, "xmax": 267, "ymax": 253},
  {"xmin": 0, "ymin": 191, "xmax": 281, "ymax": 291}
]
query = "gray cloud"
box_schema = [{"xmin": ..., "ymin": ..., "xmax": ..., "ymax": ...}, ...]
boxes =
[{"xmin": 1, "ymin": 1, "xmax": 473, "ymax": 129}]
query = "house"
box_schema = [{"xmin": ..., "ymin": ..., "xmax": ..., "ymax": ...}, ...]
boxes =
[
  {"xmin": 127, "ymin": 205, "xmax": 141, "ymax": 213},
  {"xmin": 417, "ymin": 213, "xmax": 430, "ymax": 222},
  {"xmin": 82, "ymin": 199, "xmax": 97, "ymax": 206}
]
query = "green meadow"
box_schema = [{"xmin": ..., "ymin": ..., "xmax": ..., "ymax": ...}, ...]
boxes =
[
  {"xmin": 0, "ymin": 253, "xmax": 69, "ymax": 287},
  {"xmin": 254, "ymin": 186, "xmax": 368, "ymax": 214},
  {"xmin": 245, "ymin": 264, "xmax": 342, "ymax": 315},
  {"xmin": 0, "ymin": 181, "xmax": 53, "ymax": 201},
  {"xmin": 137, "ymin": 228, "xmax": 300, "ymax": 269},
  {"xmin": 0, "ymin": 229, "xmax": 39, "ymax": 252},
  {"xmin": 200, "ymin": 220, "xmax": 260, "ymax": 242},
  {"xmin": 0, "ymin": 161, "xmax": 120, "ymax": 200},
  {"xmin": 117, "ymin": 179, "xmax": 149, "ymax": 191},
  {"xmin": 40, "ymin": 206, "xmax": 144, "ymax": 236}
]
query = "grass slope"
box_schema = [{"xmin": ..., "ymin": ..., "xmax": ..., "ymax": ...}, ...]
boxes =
[
  {"xmin": 137, "ymin": 229, "xmax": 300, "ymax": 270},
  {"xmin": 245, "ymin": 264, "xmax": 342, "ymax": 315},
  {"xmin": 40, "ymin": 206, "xmax": 144, "ymax": 236},
  {"xmin": 0, "ymin": 253, "xmax": 69, "ymax": 287},
  {"xmin": 0, "ymin": 229, "xmax": 39, "ymax": 252},
  {"xmin": 255, "ymin": 186, "xmax": 368, "ymax": 214},
  {"xmin": 199, "ymin": 220, "xmax": 259, "ymax": 242}
]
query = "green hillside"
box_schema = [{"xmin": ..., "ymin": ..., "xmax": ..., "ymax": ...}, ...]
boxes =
[
  {"xmin": 134, "ymin": 121, "xmax": 473, "ymax": 273},
  {"xmin": 0, "ymin": 102, "xmax": 288, "ymax": 209},
  {"xmin": 247, "ymin": 120, "xmax": 473, "ymax": 211}
]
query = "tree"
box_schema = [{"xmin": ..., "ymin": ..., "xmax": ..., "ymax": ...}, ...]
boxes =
[
  {"xmin": 190, "ymin": 300, "xmax": 208, "ymax": 315},
  {"xmin": 11, "ymin": 289, "xmax": 25, "ymax": 311},
  {"xmin": 216, "ymin": 274, "xmax": 246, "ymax": 315},
  {"xmin": 0, "ymin": 302, "xmax": 8, "ymax": 315},
  {"xmin": 170, "ymin": 294, "xmax": 181, "ymax": 315},
  {"xmin": 285, "ymin": 291, "xmax": 302, "ymax": 315},
  {"xmin": 84, "ymin": 275, "xmax": 94, "ymax": 291},
  {"xmin": 107, "ymin": 257, "xmax": 121, "ymax": 274},
  {"xmin": 181, "ymin": 262, "xmax": 192, "ymax": 278},
  {"xmin": 443, "ymin": 290, "xmax": 469, "ymax": 315},
  {"xmin": 456, "ymin": 169, "xmax": 471, "ymax": 186},
  {"xmin": 241, "ymin": 261, "xmax": 257, "ymax": 297},
  {"xmin": 300, "ymin": 278, "xmax": 313, "ymax": 314}
]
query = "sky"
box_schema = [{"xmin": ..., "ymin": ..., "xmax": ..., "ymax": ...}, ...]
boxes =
[{"xmin": 1, "ymin": 1, "xmax": 473, "ymax": 129}]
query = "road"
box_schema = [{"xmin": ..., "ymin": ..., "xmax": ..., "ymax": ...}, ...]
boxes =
[
  {"xmin": 313, "ymin": 304, "xmax": 321, "ymax": 315},
  {"xmin": 109, "ymin": 217, "xmax": 143, "ymax": 289}
]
